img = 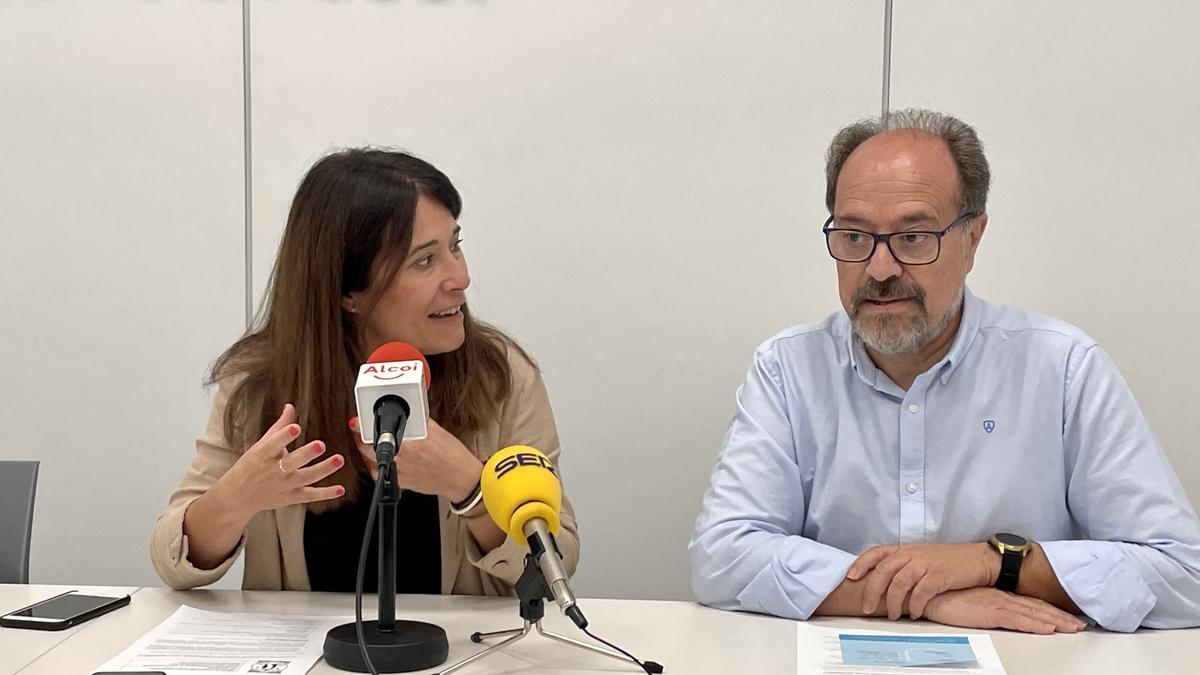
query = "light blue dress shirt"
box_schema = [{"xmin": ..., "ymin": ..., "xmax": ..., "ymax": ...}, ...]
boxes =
[{"xmin": 689, "ymin": 288, "xmax": 1200, "ymax": 632}]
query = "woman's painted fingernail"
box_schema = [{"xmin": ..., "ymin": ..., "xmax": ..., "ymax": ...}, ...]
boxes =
[
  {"xmin": 348, "ymin": 417, "xmax": 358, "ymax": 430},
  {"xmin": 335, "ymin": 486, "xmax": 346, "ymax": 496},
  {"xmin": 312, "ymin": 442, "xmax": 325, "ymax": 454}
]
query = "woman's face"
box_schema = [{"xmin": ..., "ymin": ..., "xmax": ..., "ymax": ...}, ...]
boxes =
[{"xmin": 347, "ymin": 194, "xmax": 470, "ymax": 357}]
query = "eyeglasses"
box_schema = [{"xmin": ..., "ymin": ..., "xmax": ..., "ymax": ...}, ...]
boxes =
[{"xmin": 822, "ymin": 212, "xmax": 977, "ymax": 265}]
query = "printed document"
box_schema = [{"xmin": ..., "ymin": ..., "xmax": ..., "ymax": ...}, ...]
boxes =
[
  {"xmin": 797, "ymin": 623, "xmax": 1009, "ymax": 674},
  {"xmin": 94, "ymin": 605, "xmax": 350, "ymax": 674}
]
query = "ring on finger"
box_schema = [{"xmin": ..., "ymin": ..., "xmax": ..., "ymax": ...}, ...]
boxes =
[{"xmin": 279, "ymin": 458, "xmax": 291, "ymax": 475}]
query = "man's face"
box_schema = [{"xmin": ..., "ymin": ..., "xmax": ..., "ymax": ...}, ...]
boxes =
[{"xmin": 831, "ymin": 130, "xmax": 986, "ymax": 355}]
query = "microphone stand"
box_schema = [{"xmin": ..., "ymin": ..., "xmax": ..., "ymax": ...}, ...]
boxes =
[
  {"xmin": 323, "ymin": 400, "xmax": 449, "ymax": 673},
  {"xmin": 437, "ymin": 548, "xmax": 662, "ymax": 675}
]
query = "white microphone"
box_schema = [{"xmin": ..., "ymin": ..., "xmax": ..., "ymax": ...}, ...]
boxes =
[{"xmin": 354, "ymin": 342, "xmax": 430, "ymax": 463}]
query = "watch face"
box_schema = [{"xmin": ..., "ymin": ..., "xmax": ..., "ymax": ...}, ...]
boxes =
[{"xmin": 995, "ymin": 532, "xmax": 1028, "ymax": 548}]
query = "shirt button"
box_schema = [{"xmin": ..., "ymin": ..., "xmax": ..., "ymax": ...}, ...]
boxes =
[
  {"xmin": 906, "ymin": 482, "xmax": 919, "ymax": 494},
  {"xmin": 908, "ymin": 404, "xmax": 919, "ymax": 414}
]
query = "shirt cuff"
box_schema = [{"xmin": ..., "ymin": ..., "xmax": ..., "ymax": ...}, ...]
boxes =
[
  {"xmin": 164, "ymin": 529, "xmax": 245, "ymax": 589},
  {"xmin": 152, "ymin": 498, "xmax": 246, "ymax": 590},
  {"xmin": 1040, "ymin": 539, "xmax": 1156, "ymax": 632},
  {"xmin": 737, "ymin": 545, "xmax": 856, "ymax": 619}
]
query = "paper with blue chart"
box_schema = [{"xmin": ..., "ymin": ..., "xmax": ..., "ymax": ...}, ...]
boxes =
[{"xmin": 797, "ymin": 624, "xmax": 1008, "ymax": 674}]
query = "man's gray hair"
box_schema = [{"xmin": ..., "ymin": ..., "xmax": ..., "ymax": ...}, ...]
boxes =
[{"xmin": 825, "ymin": 108, "xmax": 991, "ymax": 215}]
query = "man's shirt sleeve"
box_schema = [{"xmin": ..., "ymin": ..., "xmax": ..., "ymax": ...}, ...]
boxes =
[
  {"xmin": 689, "ymin": 345, "xmax": 855, "ymax": 619},
  {"xmin": 1041, "ymin": 345, "xmax": 1200, "ymax": 631}
]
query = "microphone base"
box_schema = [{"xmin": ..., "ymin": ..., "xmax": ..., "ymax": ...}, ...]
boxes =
[
  {"xmin": 436, "ymin": 554, "xmax": 655, "ymax": 675},
  {"xmin": 439, "ymin": 619, "xmax": 651, "ymax": 675},
  {"xmin": 323, "ymin": 620, "xmax": 448, "ymax": 673}
]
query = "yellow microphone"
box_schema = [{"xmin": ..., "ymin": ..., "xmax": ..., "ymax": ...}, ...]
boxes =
[{"xmin": 482, "ymin": 446, "xmax": 583, "ymax": 627}]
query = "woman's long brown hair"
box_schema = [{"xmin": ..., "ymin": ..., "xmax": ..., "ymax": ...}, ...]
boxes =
[{"xmin": 208, "ymin": 148, "xmax": 528, "ymax": 508}]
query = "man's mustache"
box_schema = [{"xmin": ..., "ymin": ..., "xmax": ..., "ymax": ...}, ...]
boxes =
[{"xmin": 851, "ymin": 278, "xmax": 926, "ymax": 316}]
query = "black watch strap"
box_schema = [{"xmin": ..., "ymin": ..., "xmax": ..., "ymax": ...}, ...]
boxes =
[{"xmin": 995, "ymin": 549, "xmax": 1022, "ymax": 592}]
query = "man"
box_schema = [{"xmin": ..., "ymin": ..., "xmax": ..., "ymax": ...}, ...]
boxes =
[{"xmin": 689, "ymin": 109, "xmax": 1200, "ymax": 633}]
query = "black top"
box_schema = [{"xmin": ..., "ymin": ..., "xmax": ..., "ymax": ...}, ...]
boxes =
[{"xmin": 304, "ymin": 475, "xmax": 442, "ymax": 594}]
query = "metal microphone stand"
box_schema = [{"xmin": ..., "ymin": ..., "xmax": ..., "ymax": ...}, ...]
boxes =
[
  {"xmin": 437, "ymin": 554, "xmax": 653, "ymax": 675},
  {"xmin": 324, "ymin": 403, "xmax": 449, "ymax": 673}
]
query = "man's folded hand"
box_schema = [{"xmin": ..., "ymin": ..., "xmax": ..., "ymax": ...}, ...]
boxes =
[
  {"xmin": 848, "ymin": 543, "xmax": 998, "ymax": 619},
  {"xmin": 924, "ymin": 587, "xmax": 1086, "ymax": 634}
]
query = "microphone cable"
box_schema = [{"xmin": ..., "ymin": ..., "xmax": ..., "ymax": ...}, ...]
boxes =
[
  {"xmin": 353, "ymin": 465, "xmax": 387, "ymax": 675},
  {"xmin": 578, "ymin": 621, "xmax": 664, "ymax": 674}
]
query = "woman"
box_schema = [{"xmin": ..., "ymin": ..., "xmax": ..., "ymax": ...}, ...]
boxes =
[{"xmin": 151, "ymin": 149, "xmax": 579, "ymax": 595}]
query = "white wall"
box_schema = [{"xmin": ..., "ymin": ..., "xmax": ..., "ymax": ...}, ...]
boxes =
[
  {"xmin": 0, "ymin": 2, "xmax": 246, "ymax": 586},
  {"xmin": 1, "ymin": 1, "xmax": 1196, "ymax": 600},
  {"xmin": 248, "ymin": 0, "xmax": 880, "ymax": 601},
  {"xmin": 890, "ymin": 1, "xmax": 1200, "ymax": 510}
]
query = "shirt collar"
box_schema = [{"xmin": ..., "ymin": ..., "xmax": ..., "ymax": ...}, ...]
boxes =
[
  {"xmin": 847, "ymin": 324, "xmax": 881, "ymax": 389},
  {"xmin": 937, "ymin": 285, "xmax": 980, "ymax": 384}
]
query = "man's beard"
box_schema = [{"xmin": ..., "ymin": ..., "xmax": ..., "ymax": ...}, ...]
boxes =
[{"xmin": 850, "ymin": 278, "xmax": 963, "ymax": 355}]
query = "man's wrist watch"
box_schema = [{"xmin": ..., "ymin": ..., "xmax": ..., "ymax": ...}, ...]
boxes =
[{"xmin": 989, "ymin": 532, "xmax": 1031, "ymax": 593}]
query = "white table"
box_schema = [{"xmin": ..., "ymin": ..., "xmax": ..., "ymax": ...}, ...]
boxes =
[
  {"xmin": 0, "ymin": 585, "xmax": 138, "ymax": 675},
  {"xmin": 3, "ymin": 584, "xmax": 1198, "ymax": 674}
]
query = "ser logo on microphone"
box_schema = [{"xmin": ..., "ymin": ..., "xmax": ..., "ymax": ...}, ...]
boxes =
[{"xmin": 493, "ymin": 452, "xmax": 557, "ymax": 479}]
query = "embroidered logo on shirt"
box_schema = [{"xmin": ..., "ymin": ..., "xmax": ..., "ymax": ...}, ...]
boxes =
[{"xmin": 983, "ymin": 420, "xmax": 996, "ymax": 433}]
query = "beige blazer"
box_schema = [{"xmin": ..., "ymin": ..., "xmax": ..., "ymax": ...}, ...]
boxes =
[{"xmin": 150, "ymin": 347, "xmax": 579, "ymax": 595}]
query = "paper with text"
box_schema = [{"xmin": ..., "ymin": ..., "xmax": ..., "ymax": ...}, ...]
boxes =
[{"xmin": 95, "ymin": 605, "xmax": 351, "ymax": 675}]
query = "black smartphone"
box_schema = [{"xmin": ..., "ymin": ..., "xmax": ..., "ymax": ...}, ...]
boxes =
[{"xmin": 0, "ymin": 591, "xmax": 131, "ymax": 631}]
